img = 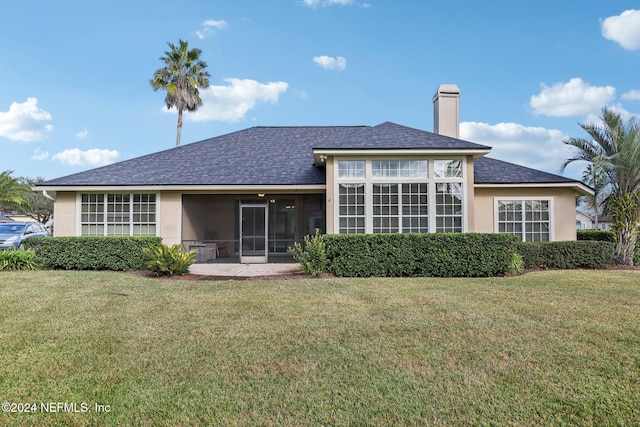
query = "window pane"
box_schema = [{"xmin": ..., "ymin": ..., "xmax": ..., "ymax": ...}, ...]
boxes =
[
  {"xmin": 401, "ymin": 183, "xmax": 428, "ymax": 232},
  {"xmin": 337, "ymin": 160, "xmax": 365, "ymax": 179},
  {"xmin": 498, "ymin": 199, "xmax": 550, "ymax": 242},
  {"xmin": 435, "ymin": 183, "xmax": 463, "ymax": 232},
  {"xmin": 338, "ymin": 184, "xmax": 365, "ymax": 233},
  {"xmin": 373, "ymin": 184, "xmax": 400, "ymax": 233},
  {"xmin": 434, "ymin": 160, "xmax": 463, "ymax": 178}
]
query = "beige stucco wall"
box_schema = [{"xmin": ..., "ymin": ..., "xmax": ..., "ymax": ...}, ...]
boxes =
[
  {"xmin": 465, "ymin": 156, "xmax": 475, "ymax": 232},
  {"xmin": 52, "ymin": 192, "xmax": 77, "ymax": 236},
  {"xmin": 325, "ymin": 157, "xmax": 335, "ymax": 234},
  {"xmin": 474, "ymin": 186, "xmax": 578, "ymax": 241},
  {"xmin": 158, "ymin": 191, "xmax": 182, "ymax": 246}
]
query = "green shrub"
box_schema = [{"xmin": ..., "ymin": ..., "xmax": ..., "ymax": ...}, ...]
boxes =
[
  {"xmin": 0, "ymin": 249, "xmax": 38, "ymax": 271},
  {"xmin": 508, "ymin": 253, "xmax": 524, "ymax": 275},
  {"xmin": 23, "ymin": 236, "xmax": 162, "ymax": 270},
  {"xmin": 578, "ymin": 229, "xmax": 639, "ymax": 265},
  {"xmin": 517, "ymin": 241, "xmax": 615, "ymax": 270},
  {"xmin": 324, "ymin": 233, "xmax": 518, "ymax": 277},
  {"xmin": 577, "ymin": 229, "xmax": 615, "ymax": 242},
  {"xmin": 143, "ymin": 244, "xmax": 197, "ymax": 277},
  {"xmin": 290, "ymin": 229, "xmax": 327, "ymax": 276}
]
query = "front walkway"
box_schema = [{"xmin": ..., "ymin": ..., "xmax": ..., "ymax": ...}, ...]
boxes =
[{"xmin": 189, "ymin": 263, "xmax": 301, "ymax": 277}]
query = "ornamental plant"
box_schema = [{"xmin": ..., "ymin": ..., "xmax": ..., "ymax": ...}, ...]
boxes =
[
  {"xmin": 143, "ymin": 244, "xmax": 197, "ymax": 277},
  {"xmin": 290, "ymin": 229, "xmax": 327, "ymax": 277}
]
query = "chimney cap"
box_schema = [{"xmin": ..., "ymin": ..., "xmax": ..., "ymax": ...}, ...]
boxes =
[{"xmin": 433, "ymin": 84, "xmax": 460, "ymax": 101}]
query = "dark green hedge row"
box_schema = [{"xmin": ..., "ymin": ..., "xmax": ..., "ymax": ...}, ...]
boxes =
[
  {"xmin": 323, "ymin": 233, "xmax": 518, "ymax": 277},
  {"xmin": 23, "ymin": 236, "xmax": 162, "ymax": 270},
  {"xmin": 577, "ymin": 229, "xmax": 639, "ymax": 265},
  {"xmin": 577, "ymin": 230, "xmax": 615, "ymax": 242},
  {"xmin": 516, "ymin": 241, "xmax": 615, "ymax": 270}
]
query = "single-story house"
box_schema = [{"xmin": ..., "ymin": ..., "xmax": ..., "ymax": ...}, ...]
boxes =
[{"xmin": 36, "ymin": 84, "xmax": 592, "ymax": 263}]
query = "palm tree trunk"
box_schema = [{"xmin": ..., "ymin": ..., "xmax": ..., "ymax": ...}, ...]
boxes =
[
  {"xmin": 176, "ymin": 109, "xmax": 183, "ymax": 147},
  {"xmin": 615, "ymin": 228, "xmax": 637, "ymax": 266}
]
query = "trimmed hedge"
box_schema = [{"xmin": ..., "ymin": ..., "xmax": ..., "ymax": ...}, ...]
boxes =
[
  {"xmin": 324, "ymin": 233, "xmax": 518, "ymax": 277},
  {"xmin": 517, "ymin": 241, "xmax": 615, "ymax": 270},
  {"xmin": 577, "ymin": 229, "xmax": 615, "ymax": 242},
  {"xmin": 577, "ymin": 229, "xmax": 639, "ymax": 265},
  {"xmin": 23, "ymin": 236, "xmax": 162, "ymax": 271}
]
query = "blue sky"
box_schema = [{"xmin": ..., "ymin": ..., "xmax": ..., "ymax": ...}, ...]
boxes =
[{"xmin": 1, "ymin": 0, "xmax": 639, "ymax": 181}]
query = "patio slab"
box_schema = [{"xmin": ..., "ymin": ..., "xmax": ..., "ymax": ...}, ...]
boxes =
[{"xmin": 189, "ymin": 263, "xmax": 302, "ymax": 277}]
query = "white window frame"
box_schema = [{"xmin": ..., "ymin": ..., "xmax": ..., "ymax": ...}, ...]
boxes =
[
  {"xmin": 334, "ymin": 157, "xmax": 467, "ymax": 234},
  {"xmin": 494, "ymin": 197, "xmax": 554, "ymax": 241},
  {"xmin": 77, "ymin": 193, "xmax": 159, "ymax": 237}
]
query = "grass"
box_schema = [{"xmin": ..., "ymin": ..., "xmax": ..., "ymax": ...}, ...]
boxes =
[{"xmin": 0, "ymin": 270, "xmax": 639, "ymax": 426}]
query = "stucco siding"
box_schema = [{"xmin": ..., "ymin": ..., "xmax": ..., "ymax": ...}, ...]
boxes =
[
  {"xmin": 52, "ymin": 192, "xmax": 77, "ymax": 236},
  {"xmin": 159, "ymin": 191, "xmax": 182, "ymax": 245},
  {"xmin": 474, "ymin": 186, "xmax": 578, "ymax": 241}
]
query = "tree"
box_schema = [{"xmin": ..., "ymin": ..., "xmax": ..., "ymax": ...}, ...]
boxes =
[
  {"xmin": 0, "ymin": 170, "xmax": 31, "ymax": 212},
  {"xmin": 562, "ymin": 107, "xmax": 640, "ymax": 265},
  {"xmin": 151, "ymin": 39, "xmax": 211, "ymax": 147},
  {"xmin": 18, "ymin": 176, "xmax": 55, "ymax": 224},
  {"xmin": 580, "ymin": 163, "xmax": 608, "ymax": 228}
]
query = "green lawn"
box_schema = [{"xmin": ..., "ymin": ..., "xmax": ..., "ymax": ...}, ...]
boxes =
[{"xmin": 1, "ymin": 270, "xmax": 639, "ymax": 426}]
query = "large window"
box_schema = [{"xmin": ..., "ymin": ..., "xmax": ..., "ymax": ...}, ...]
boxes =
[
  {"xmin": 336, "ymin": 159, "xmax": 464, "ymax": 234},
  {"xmin": 338, "ymin": 184, "xmax": 365, "ymax": 233},
  {"xmin": 81, "ymin": 193, "xmax": 157, "ymax": 236},
  {"xmin": 497, "ymin": 199, "xmax": 551, "ymax": 241}
]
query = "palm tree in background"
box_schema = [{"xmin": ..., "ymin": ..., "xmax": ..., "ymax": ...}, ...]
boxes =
[
  {"xmin": 151, "ymin": 39, "xmax": 211, "ymax": 147},
  {"xmin": 580, "ymin": 163, "xmax": 608, "ymax": 228},
  {"xmin": 0, "ymin": 170, "xmax": 31, "ymax": 212},
  {"xmin": 562, "ymin": 107, "xmax": 640, "ymax": 265}
]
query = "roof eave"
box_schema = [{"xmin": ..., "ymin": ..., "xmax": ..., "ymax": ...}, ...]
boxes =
[
  {"xmin": 33, "ymin": 184, "xmax": 327, "ymax": 192},
  {"xmin": 474, "ymin": 182, "xmax": 594, "ymax": 196},
  {"xmin": 312, "ymin": 148, "xmax": 491, "ymax": 165}
]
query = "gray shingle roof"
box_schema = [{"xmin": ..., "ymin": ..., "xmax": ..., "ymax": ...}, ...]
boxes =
[
  {"xmin": 39, "ymin": 122, "xmax": 579, "ymax": 187},
  {"xmin": 474, "ymin": 157, "xmax": 578, "ymax": 184}
]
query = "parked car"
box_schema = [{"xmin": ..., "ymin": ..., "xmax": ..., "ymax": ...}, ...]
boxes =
[{"xmin": 0, "ymin": 222, "xmax": 50, "ymax": 250}]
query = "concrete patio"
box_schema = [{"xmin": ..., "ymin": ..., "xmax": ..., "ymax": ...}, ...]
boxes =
[{"xmin": 189, "ymin": 263, "xmax": 302, "ymax": 277}]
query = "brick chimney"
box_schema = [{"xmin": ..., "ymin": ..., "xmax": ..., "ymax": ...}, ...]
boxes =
[{"xmin": 432, "ymin": 84, "xmax": 460, "ymax": 138}]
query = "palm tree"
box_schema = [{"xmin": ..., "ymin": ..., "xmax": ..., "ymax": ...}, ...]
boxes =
[
  {"xmin": 562, "ymin": 107, "xmax": 640, "ymax": 265},
  {"xmin": 0, "ymin": 170, "xmax": 32, "ymax": 212},
  {"xmin": 151, "ymin": 39, "xmax": 211, "ymax": 147},
  {"xmin": 580, "ymin": 163, "xmax": 608, "ymax": 228}
]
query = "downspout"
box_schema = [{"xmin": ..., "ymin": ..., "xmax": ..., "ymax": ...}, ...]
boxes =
[{"xmin": 41, "ymin": 190, "xmax": 55, "ymax": 201}]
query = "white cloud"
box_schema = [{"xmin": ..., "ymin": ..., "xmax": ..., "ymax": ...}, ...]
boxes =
[
  {"xmin": 52, "ymin": 148, "xmax": 120, "ymax": 167},
  {"xmin": 621, "ymin": 89, "xmax": 640, "ymax": 101},
  {"xmin": 184, "ymin": 78, "xmax": 288, "ymax": 122},
  {"xmin": 460, "ymin": 121, "xmax": 577, "ymax": 175},
  {"xmin": 196, "ymin": 19, "xmax": 229, "ymax": 39},
  {"xmin": 32, "ymin": 148, "xmax": 49, "ymax": 161},
  {"xmin": 313, "ymin": 55, "xmax": 347, "ymax": 71},
  {"xmin": 530, "ymin": 78, "xmax": 615, "ymax": 117},
  {"xmin": 303, "ymin": 0, "xmax": 355, "ymax": 7},
  {"xmin": 0, "ymin": 98, "xmax": 53, "ymax": 142},
  {"xmin": 601, "ymin": 9, "xmax": 640, "ymax": 50},
  {"xmin": 75, "ymin": 128, "xmax": 88, "ymax": 139}
]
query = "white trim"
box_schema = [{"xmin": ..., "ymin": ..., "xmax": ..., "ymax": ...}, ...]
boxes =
[
  {"xmin": 314, "ymin": 148, "xmax": 490, "ymax": 165},
  {"xmin": 493, "ymin": 197, "xmax": 555, "ymax": 241},
  {"xmin": 34, "ymin": 184, "xmax": 327, "ymax": 192},
  {"xmin": 476, "ymin": 182, "xmax": 593, "ymax": 196}
]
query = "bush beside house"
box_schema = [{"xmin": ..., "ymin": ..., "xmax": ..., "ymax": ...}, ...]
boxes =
[
  {"xmin": 23, "ymin": 236, "xmax": 162, "ymax": 271},
  {"xmin": 516, "ymin": 241, "xmax": 615, "ymax": 270},
  {"xmin": 323, "ymin": 233, "xmax": 518, "ymax": 277}
]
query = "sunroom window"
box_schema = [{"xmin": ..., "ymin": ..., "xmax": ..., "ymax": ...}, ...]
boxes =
[{"xmin": 335, "ymin": 159, "xmax": 464, "ymax": 234}]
